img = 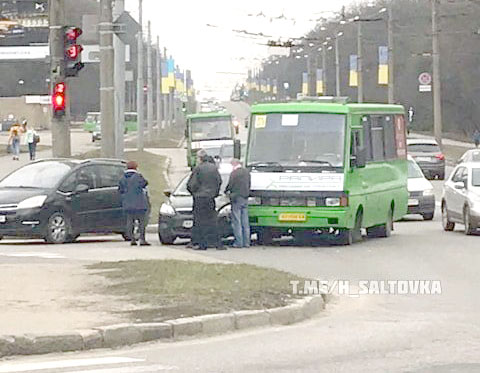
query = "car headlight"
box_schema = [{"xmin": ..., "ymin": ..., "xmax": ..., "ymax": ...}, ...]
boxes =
[
  {"xmin": 325, "ymin": 196, "xmax": 348, "ymax": 207},
  {"xmin": 17, "ymin": 195, "xmax": 47, "ymax": 210},
  {"xmin": 248, "ymin": 196, "xmax": 261, "ymax": 205},
  {"xmin": 159, "ymin": 203, "xmax": 176, "ymax": 216},
  {"xmin": 218, "ymin": 204, "xmax": 232, "ymax": 217},
  {"xmin": 423, "ymin": 189, "xmax": 434, "ymax": 196}
]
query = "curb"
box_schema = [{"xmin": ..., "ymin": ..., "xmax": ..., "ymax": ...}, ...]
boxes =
[{"xmin": 0, "ymin": 295, "xmax": 325, "ymax": 358}]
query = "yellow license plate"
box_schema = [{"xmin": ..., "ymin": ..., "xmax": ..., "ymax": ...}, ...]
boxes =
[{"xmin": 278, "ymin": 213, "xmax": 307, "ymax": 222}]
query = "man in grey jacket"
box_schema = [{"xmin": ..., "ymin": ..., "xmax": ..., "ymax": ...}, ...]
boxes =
[{"xmin": 187, "ymin": 149, "xmax": 224, "ymax": 250}]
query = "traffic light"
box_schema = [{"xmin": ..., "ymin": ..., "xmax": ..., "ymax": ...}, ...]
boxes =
[
  {"xmin": 52, "ymin": 82, "xmax": 66, "ymax": 117},
  {"xmin": 64, "ymin": 26, "xmax": 84, "ymax": 77}
]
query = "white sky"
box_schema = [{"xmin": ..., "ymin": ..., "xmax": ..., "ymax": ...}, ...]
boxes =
[{"xmin": 125, "ymin": 0, "xmax": 355, "ymax": 100}]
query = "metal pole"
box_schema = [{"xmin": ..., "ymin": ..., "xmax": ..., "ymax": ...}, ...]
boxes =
[
  {"xmin": 136, "ymin": 0, "xmax": 144, "ymax": 151},
  {"xmin": 99, "ymin": 0, "xmax": 115, "ymax": 158},
  {"xmin": 163, "ymin": 48, "xmax": 170, "ymax": 127},
  {"xmin": 146, "ymin": 21, "xmax": 153, "ymax": 137},
  {"xmin": 156, "ymin": 36, "xmax": 162, "ymax": 134},
  {"xmin": 49, "ymin": 0, "xmax": 71, "ymax": 157},
  {"xmin": 113, "ymin": 0, "xmax": 125, "ymax": 158},
  {"xmin": 322, "ymin": 47, "xmax": 327, "ymax": 95},
  {"xmin": 357, "ymin": 21, "xmax": 363, "ymax": 103},
  {"xmin": 335, "ymin": 36, "xmax": 340, "ymax": 97},
  {"xmin": 387, "ymin": 4, "xmax": 394, "ymax": 104},
  {"xmin": 307, "ymin": 54, "xmax": 316, "ymax": 96},
  {"xmin": 432, "ymin": 0, "xmax": 442, "ymax": 146}
]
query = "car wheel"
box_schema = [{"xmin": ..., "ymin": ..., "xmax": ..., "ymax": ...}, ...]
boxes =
[
  {"xmin": 121, "ymin": 232, "xmax": 131, "ymax": 241},
  {"xmin": 442, "ymin": 203, "xmax": 455, "ymax": 231},
  {"xmin": 438, "ymin": 172, "xmax": 445, "ymax": 180},
  {"xmin": 352, "ymin": 209, "xmax": 363, "ymax": 243},
  {"xmin": 257, "ymin": 228, "xmax": 273, "ymax": 245},
  {"xmin": 335, "ymin": 229, "xmax": 353, "ymax": 245},
  {"xmin": 464, "ymin": 206, "xmax": 476, "ymax": 235},
  {"xmin": 45, "ymin": 212, "xmax": 71, "ymax": 244},
  {"xmin": 158, "ymin": 229, "xmax": 175, "ymax": 245},
  {"xmin": 422, "ymin": 212, "xmax": 434, "ymax": 221},
  {"xmin": 367, "ymin": 207, "xmax": 393, "ymax": 238}
]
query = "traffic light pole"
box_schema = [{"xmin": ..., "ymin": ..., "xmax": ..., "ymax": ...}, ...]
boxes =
[
  {"xmin": 432, "ymin": 0, "xmax": 443, "ymax": 147},
  {"xmin": 147, "ymin": 21, "xmax": 153, "ymax": 137},
  {"xmin": 99, "ymin": 0, "xmax": 115, "ymax": 158},
  {"xmin": 113, "ymin": 0, "xmax": 126, "ymax": 159},
  {"xmin": 136, "ymin": 0, "xmax": 144, "ymax": 151},
  {"xmin": 49, "ymin": 0, "xmax": 71, "ymax": 157}
]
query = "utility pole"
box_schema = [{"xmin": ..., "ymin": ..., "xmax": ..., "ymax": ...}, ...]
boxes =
[
  {"xmin": 136, "ymin": 0, "xmax": 144, "ymax": 151},
  {"xmin": 146, "ymin": 21, "xmax": 153, "ymax": 137},
  {"xmin": 322, "ymin": 47, "xmax": 327, "ymax": 95},
  {"xmin": 99, "ymin": 0, "xmax": 115, "ymax": 158},
  {"xmin": 49, "ymin": 0, "xmax": 71, "ymax": 157},
  {"xmin": 357, "ymin": 21, "xmax": 363, "ymax": 103},
  {"xmin": 387, "ymin": 4, "xmax": 394, "ymax": 104},
  {"xmin": 432, "ymin": 0, "xmax": 442, "ymax": 146},
  {"xmin": 113, "ymin": 0, "xmax": 125, "ymax": 159},
  {"xmin": 307, "ymin": 54, "xmax": 316, "ymax": 96},
  {"xmin": 156, "ymin": 36, "xmax": 162, "ymax": 134},
  {"xmin": 163, "ymin": 47, "xmax": 169, "ymax": 127},
  {"xmin": 335, "ymin": 36, "xmax": 340, "ymax": 97}
]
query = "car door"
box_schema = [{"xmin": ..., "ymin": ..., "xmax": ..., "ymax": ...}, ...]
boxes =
[
  {"xmin": 447, "ymin": 166, "xmax": 466, "ymax": 220},
  {"xmin": 95, "ymin": 164, "xmax": 126, "ymax": 231}
]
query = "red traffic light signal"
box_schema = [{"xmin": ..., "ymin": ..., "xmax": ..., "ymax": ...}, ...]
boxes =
[
  {"xmin": 52, "ymin": 82, "xmax": 66, "ymax": 116},
  {"xmin": 65, "ymin": 27, "xmax": 82, "ymax": 42},
  {"xmin": 64, "ymin": 26, "xmax": 84, "ymax": 77},
  {"xmin": 65, "ymin": 44, "xmax": 83, "ymax": 60}
]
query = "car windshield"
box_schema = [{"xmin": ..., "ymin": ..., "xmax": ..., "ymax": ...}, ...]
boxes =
[
  {"xmin": 465, "ymin": 151, "xmax": 480, "ymax": 162},
  {"xmin": 247, "ymin": 113, "xmax": 346, "ymax": 168},
  {"xmin": 191, "ymin": 117, "xmax": 232, "ymax": 141},
  {"xmin": 174, "ymin": 173, "xmax": 230, "ymax": 196},
  {"xmin": 472, "ymin": 168, "xmax": 480, "ymax": 186},
  {"xmin": 0, "ymin": 161, "xmax": 73, "ymax": 189},
  {"xmin": 407, "ymin": 143, "xmax": 440, "ymax": 153},
  {"xmin": 408, "ymin": 160, "xmax": 425, "ymax": 178}
]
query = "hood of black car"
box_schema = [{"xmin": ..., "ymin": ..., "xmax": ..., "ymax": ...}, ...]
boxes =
[{"xmin": 0, "ymin": 187, "xmax": 51, "ymax": 205}]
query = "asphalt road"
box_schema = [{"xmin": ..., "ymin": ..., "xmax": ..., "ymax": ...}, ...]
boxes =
[{"xmin": 1, "ymin": 104, "xmax": 480, "ymax": 372}]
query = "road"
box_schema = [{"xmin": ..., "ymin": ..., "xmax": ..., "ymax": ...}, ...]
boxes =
[{"xmin": 1, "ymin": 103, "xmax": 480, "ymax": 372}]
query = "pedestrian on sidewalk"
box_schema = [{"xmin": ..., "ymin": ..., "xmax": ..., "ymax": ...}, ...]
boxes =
[
  {"xmin": 119, "ymin": 161, "xmax": 151, "ymax": 246},
  {"xmin": 225, "ymin": 158, "xmax": 251, "ymax": 248},
  {"xmin": 187, "ymin": 149, "xmax": 224, "ymax": 250},
  {"xmin": 24, "ymin": 121, "xmax": 39, "ymax": 161},
  {"xmin": 7, "ymin": 121, "xmax": 23, "ymax": 161},
  {"xmin": 473, "ymin": 129, "xmax": 480, "ymax": 148}
]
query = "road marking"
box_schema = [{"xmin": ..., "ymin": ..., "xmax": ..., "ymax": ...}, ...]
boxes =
[
  {"xmin": 0, "ymin": 357, "xmax": 143, "ymax": 373},
  {"xmin": 0, "ymin": 252, "xmax": 65, "ymax": 259},
  {"xmin": 68, "ymin": 364, "xmax": 179, "ymax": 373}
]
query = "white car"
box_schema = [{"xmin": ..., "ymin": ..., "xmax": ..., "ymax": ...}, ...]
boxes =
[
  {"xmin": 441, "ymin": 162, "xmax": 480, "ymax": 235},
  {"xmin": 407, "ymin": 155, "xmax": 435, "ymax": 220}
]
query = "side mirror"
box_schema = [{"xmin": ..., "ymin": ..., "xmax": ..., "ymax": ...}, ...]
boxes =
[
  {"xmin": 454, "ymin": 181, "xmax": 465, "ymax": 190},
  {"xmin": 75, "ymin": 184, "xmax": 89, "ymax": 194},
  {"xmin": 353, "ymin": 147, "xmax": 367, "ymax": 168},
  {"xmin": 233, "ymin": 139, "xmax": 242, "ymax": 159},
  {"xmin": 163, "ymin": 190, "xmax": 172, "ymax": 198}
]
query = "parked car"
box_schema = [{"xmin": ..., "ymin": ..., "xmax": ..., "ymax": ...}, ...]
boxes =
[
  {"xmin": 158, "ymin": 171, "xmax": 233, "ymax": 244},
  {"xmin": 457, "ymin": 149, "xmax": 480, "ymax": 164},
  {"xmin": 92, "ymin": 124, "xmax": 101, "ymax": 142},
  {"xmin": 407, "ymin": 138, "xmax": 445, "ymax": 180},
  {"xmin": 441, "ymin": 162, "xmax": 480, "ymax": 235},
  {"xmin": 407, "ymin": 155, "xmax": 435, "ymax": 220},
  {"xmin": 0, "ymin": 159, "xmax": 129, "ymax": 243}
]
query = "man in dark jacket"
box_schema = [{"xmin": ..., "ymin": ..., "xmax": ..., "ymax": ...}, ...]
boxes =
[
  {"xmin": 187, "ymin": 149, "xmax": 224, "ymax": 250},
  {"xmin": 119, "ymin": 161, "xmax": 151, "ymax": 246},
  {"xmin": 225, "ymin": 158, "xmax": 251, "ymax": 248}
]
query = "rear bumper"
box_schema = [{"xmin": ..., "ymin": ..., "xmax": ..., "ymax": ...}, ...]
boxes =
[
  {"xmin": 416, "ymin": 162, "xmax": 445, "ymax": 177},
  {"xmin": 407, "ymin": 195, "xmax": 435, "ymax": 215}
]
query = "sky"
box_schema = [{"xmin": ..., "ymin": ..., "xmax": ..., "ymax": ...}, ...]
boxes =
[{"xmin": 125, "ymin": 0, "xmax": 355, "ymax": 100}]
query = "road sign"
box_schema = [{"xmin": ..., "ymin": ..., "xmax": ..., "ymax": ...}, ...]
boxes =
[
  {"xmin": 418, "ymin": 72, "xmax": 432, "ymax": 85},
  {"xmin": 419, "ymin": 85, "xmax": 432, "ymax": 92}
]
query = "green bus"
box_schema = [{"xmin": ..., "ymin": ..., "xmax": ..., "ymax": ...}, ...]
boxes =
[
  {"xmin": 84, "ymin": 112, "xmax": 138, "ymax": 133},
  {"xmin": 244, "ymin": 98, "xmax": 408, "ymax": 245},
  {"xmin": 185, "ymin": 112, "xmax": 235, "ymax": 168}
]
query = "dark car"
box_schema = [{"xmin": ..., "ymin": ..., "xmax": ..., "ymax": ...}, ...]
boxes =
[
  {"xmin": 407, "ymin": 138, "xmax": 445, "ymax": 180},
  {"xmin": 158, "ymin": 171, "xmax": 233, "ymax": 244},
  {"xmin": 0, "ymin": 159, "xmax": 129, "ymax": 244}
]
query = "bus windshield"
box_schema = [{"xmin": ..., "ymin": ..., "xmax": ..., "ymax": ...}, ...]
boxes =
[
  {"xmin": 191, "ymin": 117, "xmax": 232, "ymax": 141},
  {"xmin": 247, "ymin": 113, "xmax": 346, "ymax": 168}
]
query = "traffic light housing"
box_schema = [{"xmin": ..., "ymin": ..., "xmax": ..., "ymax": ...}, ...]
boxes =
[
  {"xmin": 64, "ymin": 26, "xmax": 84, "ymax": 78},
  {"xmin": 52, "ymin": 82, "xmax": 66, "ymax": 117}
]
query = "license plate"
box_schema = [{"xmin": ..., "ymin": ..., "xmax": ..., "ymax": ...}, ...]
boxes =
[
  {"xmin": 408, "ymin": 199, "xmax": 419, "ymax": 206},
  {"xmin": 278, "ymin": 213, "xmax": 307, "ymax": 222},
  {"xmin": 0, "ymin": 215, "xmax": 5, "ymax": 223},
  {"xmin": 416, "ymin": 157, "xmax": 431, "ymax": 162},
  {"xmin": 182, "ymin": 220, "xmax": 193, "ymax": 229}
]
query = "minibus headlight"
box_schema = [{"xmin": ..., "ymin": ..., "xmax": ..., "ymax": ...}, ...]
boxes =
[{"xmin": 325, "ymin": 196, "xmax": 348, "ymax": 207}]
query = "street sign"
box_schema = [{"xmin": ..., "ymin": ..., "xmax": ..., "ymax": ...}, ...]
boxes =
[
  {"xmin": 419, "ymin": 85, "xmax": 432, "ymax": 92},
  {"xmin": 418, "ymin": 72, "xmax": 432, "ymax": 85}
]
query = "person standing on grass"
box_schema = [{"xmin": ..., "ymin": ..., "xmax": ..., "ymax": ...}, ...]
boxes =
[
  {"xmin": 119, "ymin": 161, "xmax": 151, "ymax": 246},
  {"xmin": 187, "ymin": 149, "xmax": 224, "ymax": 250},
  {"xmin": 8, "ymin": 121, "xmax": 23, "ymax": 161},
  {"xmin": 225, "ymin": 158, "xmax": 251, "ymax": 248},
  {"xmin": 24, "ymin": 121, "xmax": 38, "ymax": 161}
]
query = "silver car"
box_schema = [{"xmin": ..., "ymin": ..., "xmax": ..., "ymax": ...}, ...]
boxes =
[{"xmin": 441, "ymin": 162, "xmax": 480, "ymax": 235}]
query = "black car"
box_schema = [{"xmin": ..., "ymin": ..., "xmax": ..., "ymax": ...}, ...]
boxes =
[
  {"xmin": 0, "ymin": 159, "xmax": 129, "ymax": 244},
  {"xmin": 158, "ymin": 172, "xmax": 233, "ymax": 244},
  {"xmin": 407, "ymin": 138, "xmax": 446, "ymax": 180}
]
